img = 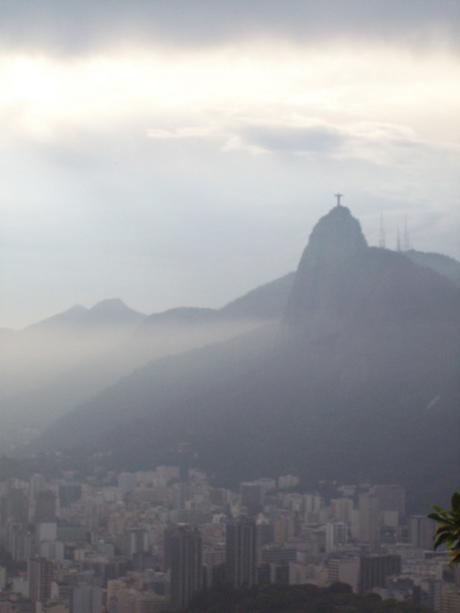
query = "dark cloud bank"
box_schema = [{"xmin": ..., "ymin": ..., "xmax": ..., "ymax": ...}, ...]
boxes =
[{"xmin": 0, "ymin": 0, "xmax": 458, "ymax": 53}]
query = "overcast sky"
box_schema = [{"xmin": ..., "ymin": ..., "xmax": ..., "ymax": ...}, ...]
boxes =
[{"xmin": 1, "ymin": 1, "xmax": 459, "ymax": 328}]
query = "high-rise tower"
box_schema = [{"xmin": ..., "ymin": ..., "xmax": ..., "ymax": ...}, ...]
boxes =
[
  {"xmin": 225, "ymin": 516, "xmax": 258, "ymax": 589},
  {"xmin": 164, "ymin": 524, "xmax": 202, "ymax": 611},
  {"xmin": 28, "ymin": 557, "xmax": 53, "ymax": 606}
]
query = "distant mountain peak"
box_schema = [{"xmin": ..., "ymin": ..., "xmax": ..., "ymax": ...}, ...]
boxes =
[
  {"xmin": 90, "ymin": 298, "xmax": 133, "ymax": 313},
  {"xmin": 27, "ymin": 299, "xmax": 145, "ymax": 331},
  {"xmin": 87, "ymin": 298, "xmax": 145, "ymax": 324},
  {"xmin": 26, "ymin": 304, "xmax": 89, "ymax": 330},
  {"xmin": 306, "ymin": 205, "xmax": 367, "ymax": 262}
]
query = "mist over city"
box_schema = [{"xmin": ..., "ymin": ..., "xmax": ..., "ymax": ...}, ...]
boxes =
[{"xmin": 0, "ymin": 2, "xmax": 459, "ymax": 612}]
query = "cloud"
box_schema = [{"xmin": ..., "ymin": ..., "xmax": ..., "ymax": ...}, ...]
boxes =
[
  {"xmin": 237, "ymin": 124, "xmax": 346, "ymax": 154},
  {"xmin": 219, "ymin": 120, "xmax": 431, "ymax": 160},
  {"xmin": 0, "ymin": 2, "xmax": 459, "ymax": 328},
  {"xmin": 0, "ymin": 1, "xmax": 459, "ymax": 54},
  {"xmin": 145, "ymin": 122, "xmax": 348, "ymax": 156},
  {"xmin": 143, "ymin": 118, "xmax": 460, "ymax": 168}
]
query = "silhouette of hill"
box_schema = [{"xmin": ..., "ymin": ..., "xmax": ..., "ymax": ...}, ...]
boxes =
[
  {"xmin": 138, "ymin": 273, "xmax": 296, "ymax": 334},
  {"xmin": 26, "ymin": 298, "xmax": 145, "ymax": 333},
  {"xmin": 406, "ymin": 249, "xmax": 460, "ymax": 287},
  {"xmin": 140, "ymin": 307, "xmax": 220, "ymax": 329},
  {"xmin": 220, "ymin": 273, "xmax": 296, "ymax": 321}
]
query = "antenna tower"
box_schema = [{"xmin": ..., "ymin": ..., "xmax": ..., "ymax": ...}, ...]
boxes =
[
  {"xmin": 378, "ymin": 214, "xmax": 386, "ymax": 249},
  {"xmin": 403, "ymin": 216, "xmax": 411, "ymax": 251}
]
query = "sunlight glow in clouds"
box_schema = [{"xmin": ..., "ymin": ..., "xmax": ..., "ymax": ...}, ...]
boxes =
[
  {"xmin": 1, "ymin": 38, "xmax": 459, "ymax": 328},
  {"xmin": 0, "ymin": 43, "xmax": 459, "ymax": 147}
]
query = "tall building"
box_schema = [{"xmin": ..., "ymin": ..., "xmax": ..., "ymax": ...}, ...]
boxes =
[
  {"xmin": 359, "ymin": 554, "xmax": 401, "ymax": 593},
  {"xmin": 371, "ymin": 485, "xmax": 405, "ymax": 517},
  {"xmin": 328, "ymin": 556, "xmax": 360, "ymax": 593},
  {"xmin": 164, "ymin": 524, "xmax": 202, "ymax": 611},
  {"xmin": 28, "ymin": 557, "xmax": 53, "ymax": 606},
  {"xmin": 34, "ymin": 491, "xmax": 56, "ymax": 523},
  {"xmin": 3, "ymin": 487, "xmax": 29, "ymax": 526},
  {"xmin": 225, "ymin": 516, "xmax": 257, "ymax": 589},
  {"xmin": 125, "ymin": 528, "xmax": 149, "ymax": 557},
  {"xmin": 304, "ymin": 494, "xmax": 322, "ymax": 522},
  {"xmin": 71, "ymin": 584, "xmax": 103, "ymax": 613},
  {"xmin": 409, "ymin": 515, "xmax": 435, "ymax": 550},
  {"xmin": 324, "ymin": 521, "xmax": 348, "ymax": 553},
  {"xmin": 8, "ymin": 523, "xmax": 33, "ymax": 562},
  {"xmin": 330, "ymin": 497, "xmax": 354, "ymax": 524},
  {"xmin": 358, "ymin": 493, "xmax": 381, "ymax": 545},
  {"xmin": 240, "ymin": 483, "xmax": 263, "ymax": 516}
]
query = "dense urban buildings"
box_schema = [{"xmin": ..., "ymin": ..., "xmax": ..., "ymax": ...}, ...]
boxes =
[{"xmin": 0, "ymin": 465, "xmax": 456, "ymax": 611}]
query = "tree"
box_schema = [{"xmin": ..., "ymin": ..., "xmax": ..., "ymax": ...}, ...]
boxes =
[{"xmin": 428, "ymin": 490, "xmax": 460, "ymax": 564}]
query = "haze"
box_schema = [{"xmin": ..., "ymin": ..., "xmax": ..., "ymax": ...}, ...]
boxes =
[{"xmin": 1, "ymin": 6, "xmax": 460, "ymax": 611}]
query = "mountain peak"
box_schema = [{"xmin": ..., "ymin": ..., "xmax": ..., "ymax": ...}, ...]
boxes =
[
  {"xmin": 87, "ymin": 298, "xmax": 145, "ymax": 324},
  {"xmin": 90, "ymin": 298, "xmax": 131, "ymax": 313},
  {"xmin": 284, "ymin": 205, "xmax": 368, "ymax": 324},
  {"xmin": 306, "ymin": 205, "xmax": 367, "ymax": 263}
]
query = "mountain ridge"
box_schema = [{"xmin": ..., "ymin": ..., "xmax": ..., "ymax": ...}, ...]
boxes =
[
  {"xmin": 26, "ymin": 298, "xmax": 145, "ymax": 333},
  {"xmin": 16, "ymin": 244, "xmax": 460, "ymax": 334}
]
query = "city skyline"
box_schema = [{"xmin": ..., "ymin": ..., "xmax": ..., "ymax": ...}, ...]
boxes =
[{"xmin": 0, "ymin": 459, "xmax": 451, "ymax": 612}]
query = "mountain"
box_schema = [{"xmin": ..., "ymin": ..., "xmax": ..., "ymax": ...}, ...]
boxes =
[
  {"xmin": 27, "ymin": 298, "xmax": 145, "ymax": 333},
  {"xmin": 138, "ymin": 273, "xmax": 296, "ymax": 334},
  {"xmin": 140, "ymin": 307, "xmax": 219, "ymax": 328},
  {"xmin": 26, "ymin": 304, "xmax": 89, "ymax": 331},
  {"xmin": 285, "ymin": 204, "xmax": 368, "ymax": 325},
  {"xmin": 1, "ymin": 288, "xmax": 275, "ymax": 449},
  {"xmin": 2, "ymin": 271, "xmax": 296, "ymax": 452},
  {"xmin": 83, "ymin": 298, "xmax": 146, "ymax": 326},
  {"xmin": 0, "ymin": 299, "xmax": 147, "ymax": 449},
  {"xmin": 220, "ymin": 272, "xmax": 296, "ymax": 320},
  {"xmin": 38, "ymin": 205, "xmax": 460, "ymax": 510},
  {"xmin": 1, "ymin": 299, "xmax": 146, "ymax": 394},
  {"xmin": 138, "ymin": 248, "xmax": 460, "ymax": 334},
  {"xmin": 406, "ymin": 249, "xmax": 460, "ymax": 287}
]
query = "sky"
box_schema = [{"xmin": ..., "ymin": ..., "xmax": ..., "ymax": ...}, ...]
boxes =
[{"xmin": 1, "ymin": 1, "xmax": 459, "ymax": 328}]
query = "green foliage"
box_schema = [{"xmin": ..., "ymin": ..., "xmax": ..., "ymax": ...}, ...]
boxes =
[
  {"xmin": 428, "ymin": 490, "xmax": 460, "ymax": 564},
  {"xmin": 186, "ymin": 583, "xmax": 433, "ymax": 612}
]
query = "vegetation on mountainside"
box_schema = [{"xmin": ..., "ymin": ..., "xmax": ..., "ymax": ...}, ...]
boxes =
[{"xmin": 185, "ymin": 583, "xmax": 433, "ymax": 612}]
